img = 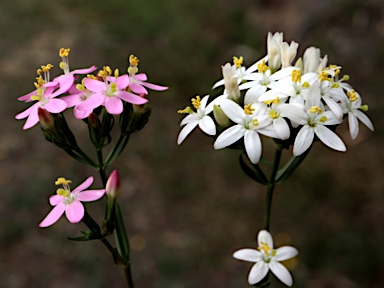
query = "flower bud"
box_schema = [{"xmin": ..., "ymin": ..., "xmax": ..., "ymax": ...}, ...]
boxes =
[
  {"xmin": 106, "ymin": 170, "xmax": 121, "ymax": 199},
  {"xmin": 88, "ymin": 112, "xmax": 101, "ymax": 128},
  {"xmin": 38, "ymin": 108, "xmax": 55, "ymax": 130},
  {"xmin": 267, "ymin": 32, "xmax": 283, "ymax": 72},
  {"xmin": 213, "ymin": 105, "xmax": 231, "ymax": 128},
  {"xmin": 303, "ymin": 47, "xmax": 320, "ymax": 73}
]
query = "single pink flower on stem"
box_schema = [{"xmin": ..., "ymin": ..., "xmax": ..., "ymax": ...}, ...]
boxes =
[
  {"xmin": 15, "ymin": 86, "xmax": 67, "ymax": 129},
  {"xmin": 39, "ymin": 177, "xmax": 105, "ymax": 227},
  {"xmin": 127, "ymin": 55, "xmax": 168, "ymax": 95},
  {"xmin": 77, "ymin": 70, "xmax": 147, "ymax": 115}
]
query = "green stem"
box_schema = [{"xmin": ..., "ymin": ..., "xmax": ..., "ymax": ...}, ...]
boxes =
[
  {"xmin": 264, "ymin": 143, "xmax": 283, "ymax": 231},
  {"xmin": 105, "ymin": 133, "xmax": 130, "ymax": 166},
  {"xmin": 124, "ymin": 265, "xmax": 135, "ymax": 288},
  {"xmin": 74, "ymin": 147, "xmax": 98, "ymax": 167},
  {"xmin": 97, "ymin": 149, "xmax": 108, "ymax": 186}
]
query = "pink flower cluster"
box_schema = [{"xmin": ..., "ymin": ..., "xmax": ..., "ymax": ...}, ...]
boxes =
[{"xmin": 16, "ymin": 49, "xmax": 168, "ymax": 129}]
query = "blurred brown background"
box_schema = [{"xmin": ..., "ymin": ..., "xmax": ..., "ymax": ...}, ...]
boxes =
[{"xmin": 1, "ymin": 0, "xmax": 383, "ymax": 287}]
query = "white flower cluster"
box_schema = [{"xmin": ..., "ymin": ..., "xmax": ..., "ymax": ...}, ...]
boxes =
[{"xmin": 178, "ymin": 32, "xmax": 374, "ymax": 164}]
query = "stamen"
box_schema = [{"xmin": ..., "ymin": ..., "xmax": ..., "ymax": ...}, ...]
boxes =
[
  {"xmin": 114, "ymin": 69, "xmax": 119, "ymax": 78},
  {"xmin": 264, "ymin": 97, "xmax": 280, "ymax": 106},
  {"xmin": 178, "ymin": 106, "xmax": 194, "ymax": 114},
  {"xmin": 191, "ymin": 96, "xmax": 201, "ymax": 110},
  {"xmin": 76, "ymin": 83, "xmax": 86, "ymax": 91},
  {"xmin": 233, "ymin": 56, "xmax": 243, "ymax": 68},
  {"xmin": 319, "ymin": 116, "xmax": 327, "ymax": 123},
  {"xmin": 360, "ymin": 105, "xmax": 368, "ymax": 111},
  {"xmin": 331, "ymin": 82, "xmax": 340, "ymax": 88},
  {"xmin": 318, "ymin": 71, "xmax": 331, "ymax": 82},
  {"xmin": 59, "ymin": 48, "xmax": 70, "ymax": 58},
  {"xmin": 252, "ymin": 119, "xmax": 259, "ymax": 127},
  {"xmin": 291, "ymin": 70, "xmax": 301, "ymax": 83},
  {"xmin": 129, "ymin": 55, "xmax": 139, "ymax": 67},
  {"xmin": 347, "ymin": 90, "xmax": 358, "ymax": 102},
  {"xmin": 56, "ymin": 188, "xmax": 70, "ymax": 197},
  {"xmin": 309, "ymin": 106, "xmax": 323, "ymax": 114},
  {"xmin": 257, "ymin": 60, "xmax": 269, "ymax": 73},
  {"xmin": 269, "ymin": 110, "xmax": 279, "ymax": 119},
  {"xmin": 257, "ymin": 242, "xmax": 271, "ymax": 255},
  {"xmin": 244, "ymin": 103, "xmax": 255, "ymax": 115},
  {"xmin": 302, "ymin": 82, "xmax": 310, "ymax": 88},
  {"xmin": 55, "ymin": 177, "xmax": 72, "ymax": 186}
]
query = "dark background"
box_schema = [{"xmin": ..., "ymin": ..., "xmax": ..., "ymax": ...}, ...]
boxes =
[{"xmin": 1, "ymin": 0, "xmax": 383, "ymax": 287}]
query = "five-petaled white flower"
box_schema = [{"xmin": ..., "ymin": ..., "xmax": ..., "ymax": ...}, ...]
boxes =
[
  {"xmin": 177, "ymin": 95, "xmax": 216, "ymax": 144},
  {"xmin": 233, "ymin": 230, "xmax": 298, "ymax": 287}
]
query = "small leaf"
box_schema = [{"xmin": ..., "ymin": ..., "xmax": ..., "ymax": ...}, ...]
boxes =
[{"xmin": 275, "ymin": 146, "xmax": 311, "ymax": 183}]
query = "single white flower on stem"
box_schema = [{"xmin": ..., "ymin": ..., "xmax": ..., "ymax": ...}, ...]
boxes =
[
  {"xmin": 213, "ymin": 99, "xmax": 276, "ymax": 164},
  {"xmin": 177, "ymin": 95, "xmax": 216, "ymax": 144},
  {"xmin": 233, "ymin": 230, "xmax": 298, "ymax": 287},
  {"xmin": 341, "ymin": 89, "xmax": 374, "ymax": 139},
  {"xmin": 279, "ymin": 82, "xmax": 346, "ymax": 156}
]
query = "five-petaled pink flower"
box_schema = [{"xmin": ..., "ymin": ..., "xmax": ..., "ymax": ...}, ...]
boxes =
[
  {"xmin": 39, "ymin": 177, "xmax": 105, "ymax": 227},
  {"xmin": 77, "ymin": 75, "xmax": 148, "ymax": 115}
]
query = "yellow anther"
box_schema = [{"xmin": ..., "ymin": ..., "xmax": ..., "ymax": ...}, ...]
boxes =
[
  {"xmin": 291, "ymin": 70, "xmax": 302, "ymax": 83},
  {"xmin": 56, "ymin": 188, "xmax": 70, "ymax": 197},
  {"xmin": 41, "ymin": 64, "xmax": 53, "ymax": 72},
  {"xmin": 258, "ymin": 242, "xmax": 272, "ymax": 255},
  {"xmin": 252, "ymin": 119, "xmax": 259, "ymax": 126},
  {"xmin": 329, "ymin": 65, "xmax": 340, "ymax": 76},
  {"xmin": 30, "ymin": 95, "xmax": 40, "ymax": 101},
  {"xmin": 191, "ymin": 96, "xmax": 201, "ymax": 110},
  {"xmin": 87, "ymin": 74, "xmax": 97, "ymax": 80},
  {"xmin": 37, "ymin": 68, "xmax": 43, "ymax": 76},
  {"xmin": 114, "ymin": 69, "xmax": 119, "ymax": 78},
  {"xmin": 318, "ymin": 71, "xmax": 331, "ymax": 82},
  {"xmin": 319, "ymin": 116, "xmax": 327, "ymax": 123},
  {"xmin": 269, "ymin": 110, "xmax": 279, "ymax": 119},
  {"xmin": 55, "ymin": 177, "xmax": 72, "ymax": 186},
  {"xmin": 360, "ymin": 105, "xmax": 368, "ymax": 112},
  {"xmin": 129, "ymin": 54, "xmax": 139, "ymax": 67},
  {"xmin": 110, "ymin": 83, "xmax": 117, "ymax": 93},
  {"xmin": 34, "ymin": 76, "xmax": 45, "ymax": 89},
  {"xmin": 257, "ymin": 60, "xmax": 269, "ymax": 73},
  {"xmin": 97, "ymin": 66, "xmax": 112, "ymax": 79},
  {"xmin": 331, "ymin": 82, "xmax": 340, "ymax": 89},
  {"xmin": 128, "ymin": 66, "xmax": 138, "ymax": 75},
  {"xmin": 76, "ymin": 83, "xmax": 86, "ymax": 91},
  {"xmin": 347, "ymin": 90, "xmax": 358, "ymax": 102},
  {"xmin": 233, "ymin": 56, "xmax": 243, "ymax": 68},
  {"xmin": 59, "ymin": 48, "xmax": 71, "ymax": 58},
  {"xmin": 244, "ymin": 103, "xmax": 255, "ymax": 115},
  {"xmin": 178, "ymin": 106, "xmax": 194, "ymax": 114},
  {"xmin": 341, "ymin": 75, "xmax": 350, "ymax": 81},
  {"xmin": 264, "ymin": 97, "xmax": 280, "ymax": 106},
  {"xmin": 309, "ymin": 106, "xmax": 323, "ymax": 114},
  {"xmin": 302, "ymin": 82, "xmax": 310, "ymax": 88},
  {"xmin": 30, "ymin": 87, "xmax": 44, "ymax": 101}
]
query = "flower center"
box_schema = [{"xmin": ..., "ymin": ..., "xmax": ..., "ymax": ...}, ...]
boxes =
[
  {"xmin": 318, "ymin": 71, "xmax": 332, "ymax": 82},
  {"xmin": 105, "ymin": 83, "xmax": 118, "ymax": 97},
  {"xmin": 257, "ymin": 242, "xmax": 276, "ymax": 262},
  {"xmin": 269, "ymin": 109, "xmax": 280, "ymax": 119},
  {"xmin": 55, "ymin": 177, "xmax": 75, "ymax": 204},
  {"xmin": 347, "ymin": 89, "xmax": 358, "ymax": 102},
  {"xmin": 309, "ymin": 106, "xmax": 322, "ymax": 114},
  {"xmin": 258, "ymin": 60, "xmax": 269, "ymax": 74}
]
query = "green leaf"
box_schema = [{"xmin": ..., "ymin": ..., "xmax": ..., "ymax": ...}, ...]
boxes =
[
  {"xmin": 114, "ymin": 203, "xmax": 130, "ymax": 263},
  {"xmin": 239, "ymin": 153, "xmax": 269, "ymax": 185},
  {"xmin": 275, "ymin": 146, "xmax": 311, "ymax": 184}
]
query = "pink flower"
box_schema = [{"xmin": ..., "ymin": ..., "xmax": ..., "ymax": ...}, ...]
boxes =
[
  {"xmin": 15, "ymin": 86, "xmax": 67, "ymax": 129},
  {"xmin": 61, "ymin": 84, "xmax": 95, "ymax": 119},
  {"xmin": 128, "ymin": 73, "xmax": 168, "ymax": 95},
  {"xmin": 77, "ymin": 75, "xmax": 148, "ymax": 115},
  {"xmin": 39, "ymin": 177, "xmax": 105, "ymax": 227}
]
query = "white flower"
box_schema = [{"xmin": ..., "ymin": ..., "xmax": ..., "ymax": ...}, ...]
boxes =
[
  {"xmin": 279, "ymin": 82, "xmax": 346, "ymax": 156},
  {"xmin": 233, "ymin": 230, "xmax": 298, "ymax": 287},
  {"xmin": 340, "ymin": 89, "xmax": 374, "ymax": 139},
  {"xmin": 280, "ymin": 41, "xmax": 299, "ymax": 68},
  {"xmin": 222, "ymin": 63, "xmax": 241, "ymax": 102},
  {"xmin": 177, "ymin": 95, "xmax": 216, "ymax": 144},
  {"xmin": 267, "ymin": 32, "xmax": 284, "ymax": 72},
  {"xmin": 213, "ymin": 99, "xmax": 276, "ymax": 164}
]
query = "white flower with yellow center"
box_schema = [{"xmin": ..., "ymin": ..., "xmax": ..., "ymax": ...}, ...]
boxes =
[
  {"xmin": 264, "ymin": 98, "xmax": 291, "ymax": 140},
  {"xmin": 340, "ymin": 89, "xmax": 374, "ymax": 139},
  {"xmin": 177, "ymin": 95, "xmax": 216, "ymax": 144},
  {"xmin": 279, "ymin": 82, "xmax": 346, "ymax": 156},
  {"xmin": 213, "ymin": 99, "xmax": 276, "ymax": 164},
  {"xmin": 233, "ymin": 230, "xmax": 298, "ymax": 287}
]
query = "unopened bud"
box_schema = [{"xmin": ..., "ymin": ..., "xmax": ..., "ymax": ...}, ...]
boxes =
[
  {"xmin": 88, "ymin": 112, "xmax": 101, "ymax": 128},
  {"xmin": 38, "ymin": 108, "xmax": 55, "ymax": 129},
  {"xmin": 106, "ymin": 170, "xmax": 121, "ymax": 199},
  {"xmin": 213, "ymin": 105, "xmax": 231, "ymax": 128}
]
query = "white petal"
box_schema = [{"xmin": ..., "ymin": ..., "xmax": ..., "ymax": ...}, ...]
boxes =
[
  {"xmin": 274, "ymin": 246, "xmax": 298, "ymax": 261},
  {"xmin": 233, "ymin": 249, "xmax": 262, "ymax": 262},
  {"xmin": 248, "ymin": 262, "xmax": 269, "ymax": 285},
  {"xmin": 258, "ymin": 230, "xmax": 274, "ymax": 248},
  {"xmin": 353, "ymin": 110, "xmax": 374, "ymax": 131},
  {"xmin": 244, "ymin": 130, "xmax": 262, "ymax": 164},
  {"xmin": 258, "ymin": 90, "xmax": 288, "ymax": 102},
  {"xmin": 348, "ymin": 112, "xmax": 359, "ymax": 140},
  {"xmin": 214, "ymin": 125, "xmax": 245, "ymax": 149},
  {"xmin": 322, "ymin": 96, "xmax": 343, "ymax": 120},
  {"xmin": 212, "ymin": 79, "xmax": 224, "ymax": 89},
  {"xmin": 199, "ymin": 95, "xmax": 210, "ymax": 110},
  {"xmin": 269, "ymin": 261, "xmax": 293, "ymax": 286},
  {"xmin": 278, "ymin": 104, "xmax": 307, "ymax": 125},
  {"xmin": 315, "ymin": 125, "xmax": 346, "ymax": 152},
  {"xmin": 244, "ymin": 85, "xmax": 267, "ymax": 104},
  {"xmin": 177, "ymin": 120, "xmax": 198, "ymax": 144},
  {"xmin": 269, "ymin": 67, "xmax": 296, "ymax": 82},
  {"xmin": 180, "ymin": 114, "xmax": 196, "ymax": 126},
  {"xmin": 273, "ymin": 118, "xmax": 290, "ymax": 140},
  {"xmin": 220, "ymin": 99, "xmax": 245, "ymax": 124},
  {"xmin": 305, "ymin": 81, "xmax": 321, "ymax": 110},
  {"xmin": 293, "ymin": 125, "xmax": 314, "ymax": 156},
  {"xmin": 198, "ymin": 116, "xmax": 216, "ymax": 136},
  {"xmin": 257, "ymin": 124, "xmax": 280, "ymax": 139}
]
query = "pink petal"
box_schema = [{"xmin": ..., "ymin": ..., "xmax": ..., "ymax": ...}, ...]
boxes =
[
  {"xmin": 71, "ymin": 66, "xmax": 97, "ymax": 75},
  {"xmin": 118, "ymin": 91, "xmax": 148, "ymax": 105},
  {"xmin": 39, "ymin": 202, "xmax": 66, "ymax": 227},
  {"xmin": 72, "ymin": 176, "xmax": 94, "ymax": 193},
  {"xmin": 15, "ymin": 103, "xmax": 38, "ymax": 119},
  {"xmin": 44, "ymin": 99, "xmax": 67, "ymax": 113},
  {"xmin": 74, "ymin": 106, "xmax": 92, "ymax": 119},
  {"xmin": 49, "ymin": 195, "xmax": 64, "ymax": 206},
  {"xmin": 76, "ymin": 189, "xmax": 106, "ymax": 202},
  {"xmin": 84, "ymin": 78, "xmax": 106, "ymax": 93},
  {"xmin": 51, "ymin": 74, "xmax": 74, "ymax": 97},
  {"xmin": 22, "ymin": 105, "xmax": 40, "ymax": 129},
  {"xmin": 129, "ymin": 83, "xmax": 148, "ymax": 94},
  {"xmin": 77, "ymin": 93, "xmax": 105, "ymax": 111},
  {"xmin": 105, "ymin": 96, "xmax": 123, "ymax": 114},
  {"xmin": 61, "ymin": 93, "xmax": 85, "ymax": 107},
  {"xmin": 134, "ymin": 73, "xmax": 148, "ymax": 81},
  {"xmin": 115, "ymin": 75, "xmax": 129, "ymax": 90},
  {"xmin": 140, "ymin": 81, "xmax": 168, "ymax": 91},
  {"xmin": 18, "ymin": 90, "xmax": 37, "ymax": 102},
  {"xmin": 65, "ymin": 201, "xmax": 85, "ymax": 223}
]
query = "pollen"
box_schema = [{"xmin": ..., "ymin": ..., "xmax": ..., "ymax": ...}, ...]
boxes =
[
  {"xmin": 331, "ymin": 82, "xmax": 340, "ymax": 88},
  {"xmin": 347, "ymin": 89, "xmax": 358, "ymax": 102},
  {"xmin": 98, "ymin": 66, "xmax": 112, "ymax": 79},
  {"xmin": 76, "ymin": 83, "xmax": 86, "ymax": 91},
  {"xmin": 252, "ymin": 119, "xmax": 259, "ymax": 127},
  {"xmin": 87, "ymin": 74, "xmax": 97, "ymax": 80},
  {"xmin": 269, "ymin": 110, "xmax": 279, "ymax": 119},
  {"xmin": 302, "ymin": 82, "xmax": 310, "ymax": 88},
  {"xmin": 129, "ymin": 54, "xmax": 139, "ymax": 67},
  {"xmin": 56, "ymin": 188, "xmax": 70, "ymax": 197},
  {"xmin": 114, "ymin": 69, "xmax": 119, "ymax": 78},
  {"xmin": 233, "ymin": 56, "xmax": 243, "ymax": 68},
  {"xmin": 257, "ymin": 60, "xmax": 269, "ymax": 73},
  {"xmin": 55, "ymin": 177, "xmax": 72, "ymax": 185},
  {"xmin": 318, "ymin": 71, "xmax": 331, "ymax": 82},
  {"xmin": 178, "ymin": 106, "xmax": 193, "ymax": 114},
  {"xmin": 34, "ymin": 76, "xmax": 45, "ymax": 89},
  {"xmin": 319, "ymin": 116, "xmax": 327, "ymax": 123},
  {"xmin": 59, "ymin": 48, "xmax": 70, "ymax": 58},
  {"xmin": 191, "ymin": 96, "xmax": 201, "ymax": 110},
  {"xmin": 258, "ymin": 242, "xmax": 272, "ymax": 255},
  {"xmin": 360, "ymin": 105, "xmax": 369, "ymax": 111},
  {"xmin": 291, "ymin": 70, "xmax": 301, "ymax": 83},
  {"xmin": 329, "ymin": 64, "xmax": 340, "ymax": 76},
  {"xmin": 264, "ymin": 97, "xmax": 280, "ymax": 106},
  {"xmin": 309, "ymin": 106, "xmax": 322, "ymax": 114},
  {"xmin": 244, "ymin": 103, "xmax": 255, "ymax": 115}
]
